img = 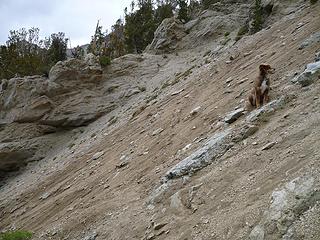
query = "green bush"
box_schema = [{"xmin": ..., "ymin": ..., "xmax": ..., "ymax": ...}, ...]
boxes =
[
  {"xmin": 0, "ymin": 231, "xmax": 32, "ymax": 240},
  {"xmin": 310, "ymin": 0, "xmax": 318, "ymax": 4},
  {"xmin": 252, "ymin": 0, "xmax": 263, "ymax": 33},
  {"xmin": 99, "ymin": 56, "xmax": 111, "ymax": 67},
  {"xmin": 235, "ymin": 25, "xmax": 249, "ymax": 41}
]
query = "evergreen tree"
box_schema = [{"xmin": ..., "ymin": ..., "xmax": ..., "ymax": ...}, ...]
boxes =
[
  {"xmin": 252, "ymin": 0, "xmax": 263, "ymax": 33},
  {"xmin": 46, "ymin": 32, "xmax": 68, "ymax": 64},
  {"xmin": 108, "ymin": 19, "xmax": 126, "ymax": 58},
  {"xmin": 154, "ymin": 0, "xmax": 174, "ymax": 25},
  {"xmin": 177, "ymin": 0, "xmax": 190, "ymax": 23},
  {"xmin": 0, "ymin": 28, "xmax": 68, "ymax": 79},
  {"xmin": 87, "ymin": 21, "xmax": 107, "ymax": 56},
  {"xmin": 71, "ymin": 45, "xmax": 85, "ymax": 59},
  {"xmin": 201, "ymin": 0, "xmax": 219, "ymax": 10},
  {"xmin": 124, "ymin": 0, "xmax": 157, "ymax": 53}
]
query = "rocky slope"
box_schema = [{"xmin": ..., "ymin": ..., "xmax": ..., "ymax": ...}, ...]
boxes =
[{"xmin": 0, "ymin": 1, "xmax": 320, "ymax": 240}]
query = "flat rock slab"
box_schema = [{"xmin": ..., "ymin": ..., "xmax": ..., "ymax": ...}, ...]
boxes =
[
  {"xmin": 152, "ymin": 128, "xmax": 164, "ymax": 136},
  {"xmin": 261, "ymin": 141, "xmax": 276, "ymax": 151},
  {"xmin": 0, "ymin": 142, "xmax": 36, "ymax": 171},
  {"xmin": 298, "ymin": 31, "xmax": 320, "ymax": 50},
  {"xmin": 291, "ymin": 61, "xmax": 320, "ymax": 87},
  {"xmin": 246, "ymin": 97, "xmax": 286, "ymax": 123},
  {"xmin": 249, "ymin": 175, "xmax": 320, "ymax": 239},
  {"xmin": 224, "ymin": 107, "xmax": 245, "ymax": 124},
  {"xmin": 164, "ymin": 129, "xmax": 232, "ymax": 180},
  {"xmin": 92, "ymin": 151, "xmax": 105, "ymax": 160}
]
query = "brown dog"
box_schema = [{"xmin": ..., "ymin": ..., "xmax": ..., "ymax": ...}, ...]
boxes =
[{"xmin": 248, "ymin": 64, "xmax": 275, "ymax": 108}]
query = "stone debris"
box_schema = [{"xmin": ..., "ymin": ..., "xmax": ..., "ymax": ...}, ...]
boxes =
[
  {"xmin": 171, "ymin": 89, "xmax": 185, "ymax": 96},
  {"xmin": 224, "ymin": 107, "xmax": 245, "ymax": 124},
  {"xmin": 261, "ymin": 141, "xmax": 276, "ymax": 151},
  {"xmin": 152, "ymin": 128, "xmax": 164, "ymax": 136},
  {"xmin": 83, "ymin": 231, "xmax": 98, "ymax": 240},
  {"xmin": 154, "ymin": 222, "xmax": 168, "ymax": 231},
  {"xmin": 92, "ymin": 151, "xmax": 105, "ymax": 160},
  {"xmin": 190, "ymin": 106, "xmax": 201, "ymax": 116}
]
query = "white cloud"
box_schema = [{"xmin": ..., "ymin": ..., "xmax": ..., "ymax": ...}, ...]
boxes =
[{"xmin": 0, "ymin": 0, "xmax": 132, "ymax": 47}]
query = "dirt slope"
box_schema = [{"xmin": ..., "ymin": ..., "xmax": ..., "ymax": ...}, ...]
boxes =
[{"xmin": 1, "ymin": 3, "xmax": 320, "ymax": 240}]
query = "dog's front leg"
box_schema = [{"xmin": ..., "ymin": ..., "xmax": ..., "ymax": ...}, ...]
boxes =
[{"xmin": 255, "ymin": 88, "xmax": 262, "ymax": 108}]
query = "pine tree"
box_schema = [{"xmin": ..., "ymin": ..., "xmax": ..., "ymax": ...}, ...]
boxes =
[
  {"xmin": 108, "ymin": 19, "xmax": 126, "ymax": 58},
  {"xmin": 177, "ymin": 0, "xmax": 190, "ymax": 23},
  {"xmin": 155, "ymin": 0, "xmax": 174, "ymax": 25},
  {"xmin": 0, "ymin": 28, "xmax": 68, "ymax": 79},
  {"xmin": 252, "ymin": 0, "xmax": 263, "ymax": 33},
  {"xmin": 46, "ymin": 32, "xmax": 68, "ymax": 64},
  {"xmin": 124, "ymin": 0, "xmax": 157, "ymax": 53}
]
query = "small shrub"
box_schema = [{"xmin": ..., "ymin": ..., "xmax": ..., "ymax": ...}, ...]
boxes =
[
  {"xmin": 138, "ymin": 86, "xmax": 146, "ymax": 92},
  {"xmin": 68, "ymin": 142, "xmax": 75, "ymax": 149},
  {"xmin": 224, "ymin": 32, "xmax": 230, "ymax": 37},
  {"xmin": 0, "ymin": 230, "xmax": 32, "ymax": 240},
  {"xmin": 236, "ymin": 25, "xmax": 249, "ymax": 41},
  {"xmin": 108, "ymin": 116, "xmax": 118, "ymax": 126},
  {"xmin": 106, "ymin": 85, "xmax": 119, "ymax": 93},
  {"xmin": 99, "ymin": 56, "xmax": 111, "ymax": 67},
  {"xmin": 252, "ymin": 0, "xmax": 263, "ymax": 33},
  {"xmin": 235, "ymin": 36, "xmax": 241, "ymax": 41},
  {"xmin": 310, "ymin": 0, "xmax": 318, "ymax": 4},
  {"xmin": 221, "ymin": 37, "xmax": 231, "ymax": 45}
]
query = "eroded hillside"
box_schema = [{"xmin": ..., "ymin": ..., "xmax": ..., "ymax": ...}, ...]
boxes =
[{"xmin": 1, "ymin": 1, "xmax": 320, "ymax": 240}]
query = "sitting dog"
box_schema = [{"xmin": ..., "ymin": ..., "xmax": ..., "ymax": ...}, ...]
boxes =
[{"xmin": 248, "ymin": 64, "xmax": 275, "ymax": 108}]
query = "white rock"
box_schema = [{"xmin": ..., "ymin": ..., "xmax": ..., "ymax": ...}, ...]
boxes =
[
  {"xmin": 92, "ymin": 151, "xmax": 105, "ymax": 160},
  {"xmin": 190, "ymin": 106, "xmax": 201, "ymax": 116}
]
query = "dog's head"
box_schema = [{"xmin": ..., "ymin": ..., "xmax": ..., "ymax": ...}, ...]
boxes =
[{"xmin": 259, "ymin": 64, "xmax": 275, "ymax": 75}]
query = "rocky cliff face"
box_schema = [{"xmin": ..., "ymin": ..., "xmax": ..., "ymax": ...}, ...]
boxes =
[{"xmin": 0, "ymin": 1, "xmax": 320, "ymax": 240}]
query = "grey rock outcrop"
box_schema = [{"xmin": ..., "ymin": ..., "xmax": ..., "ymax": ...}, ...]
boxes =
[
  {"xmin": 291, "ymin": 61, "xmax": 320, "ymax": 87},
  {"xmin": 0, "ymin": 52, "xmax": 170, "ymax": 173},
  {"xmin": 0, "ymin": 76, "xmax": 56, "ymax": 123},
  {"xmin": 246, "ymin": 97, "xmax": 287, "ymax": 123},
  {"xmin": 224, "ymin": 107, "xmax": 245, "ymax": 124},
  {"xmin": 298, "ymin": 32, "xmax": 320, "ymax": 50},
  {"xmin": 147, "ymin": 2, "xmax": 251, "ymax": 53},
  {"xmin": 0, "ymin": 142, "xmax": 36, "ymax": 172},
  {"xmin": 0, "ymin": 56, "xmax": 109, "ymax": 127},
  {"xmin": 249, "ymin": 175, "xmax": 320, "ymax": 240},
  {"xmin": 0, "ymin": 56, "xmax": 109, "ymax": 173},
  {"xmin": 164, "ymin": 129, "xmax": 232, "ymax": 181},
  {"xmin": 147, "ymin": 18, "xmax": 187, "ymax": 53},
  {"xmin": 315, "ymin": 52, "xmax": 320, "ymax": 62},
  {"xmin": 49, "ymin": 56, "xmax": 102, "ymax": 89}
]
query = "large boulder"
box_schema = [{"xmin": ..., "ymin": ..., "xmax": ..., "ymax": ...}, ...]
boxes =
[
  {"xmin": 249, "ymin": 175, "xmax": 320, "ymax": 240},
  {"xmin": 0, "ymin": 56, "xmax": 115, "ymax": 173},
  {"xmin": 298, "ymin": 32, "xmax": 320, "ymax": 50},
  {"xmin": 0, "ymin": 76, "xmax": 56, "ymax": 123},
  {"xmin": 13, "ymin": 96, "xmax": 54, "ymax": 123},
  {"xmin": 147, "ymin": 17, "xmax": 187, "ymax": 53},
  {"xmin": 164, "ymin": 129, "xmax": 232, "ymax": 181},
  {"xmin": 48, "ymin": 55, "xmax": 102, "ymax": 89},
  {"xmin": 40, "ymin": 90, "xmax": 116, "ymax": 127},
  {"xmin": 0, "ymin": 142, "xmax": 36, "ymax": 172},
  {"xmin": 291, "ymin": 61, "xmax": 320, "ymax": 87},
  {"xmin": 0, "ymin": 56, "xmax": 108, "ymax": 126}
]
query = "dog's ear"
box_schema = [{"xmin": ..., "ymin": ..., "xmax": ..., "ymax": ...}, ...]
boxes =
[
  {"xmin": 265, "ymin": 64, "xmax": 271, "ymax": 70},
  {"xmin": 259, "ymin": 64, "xmax": 272, "ymax": 71},
  {"xmin": 259, "ymin": 64, "xmax": 265, "ymax": 71}
]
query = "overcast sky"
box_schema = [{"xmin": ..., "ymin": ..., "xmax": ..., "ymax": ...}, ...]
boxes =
[{"xmin": 0, "ymin": 0, "xmax": 132, "ymax": 47}]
